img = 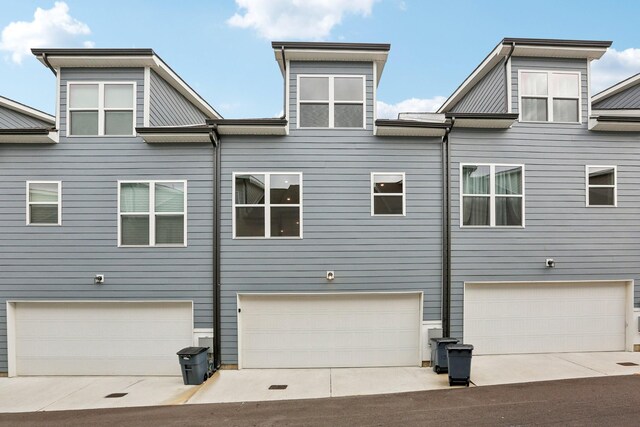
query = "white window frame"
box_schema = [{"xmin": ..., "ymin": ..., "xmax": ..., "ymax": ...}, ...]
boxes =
[
  {"xmin": 26, "ymin": 181, "xmax": 62, "ymax": 226},
  {"xmin": 67, "ymin": 81, "xmax": 137, "ymax": 137},
  {"xmin": 518, "ymin": 70, "xmax": 582, "ymax": 124},
  {"xmin": 117, "ymin": 180, "xmax": 187, "ymax": 247},
  {"xmin": 371, "ymin": 172, "xmax": 406, "ymax": 217},
  {"xmin": 232, "ymin": 172, "xmax": 303, "ymax": 239},
  {"xmin": 586, "ymin": 165, "xmax": 617, "ymax": 207},
  {"xmin": 297, "ymin": 74, "xmax": 366, "ymax": 129},
  {"xmin": 459, "ymin": 163, "xmax": 525, "ymax": 228}
]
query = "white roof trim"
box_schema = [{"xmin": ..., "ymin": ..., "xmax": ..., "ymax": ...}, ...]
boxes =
[
  {"xmin": 589, "ymin": 117, "xmax": 640, "ymax": 132},
  {"xmin": 438, "ymin": 43, "xmax": 609, "ymax": 114},
  {"xmin": 34, "ymin": 54, "xmax": 221, "ymax": 120},
  {"xmin": 592, "ymin": 73, "xmax": 640, "ymax": 105},
  {"xmin": 0, "ymin": 96, "xmax": 55, "ymax": 124},
  {"xmin": 374, "ymin": 126, "xmax": 446, "ymax": 137},
  {"xmin": 273, "ymin": 49, "xmax": 389, "ymax": 84},
  {"xmin": 437, "ymin": 44, "xmax": 510, "ymax": 113},
  {"xmin": 216, "ymin": 124, "xmax": 287, "ymax": 136}
]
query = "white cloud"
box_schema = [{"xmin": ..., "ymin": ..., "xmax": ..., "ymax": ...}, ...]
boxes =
[
  {"xmin": 592, "ymin": 47, "xmax": 640, "ymax": 94},
  {"xmin": 0, "ymin": 2, "xmax": 92, "ymax": 64},
  {"xmin": 228, "ymin": 0, "xmax": 377, "ymax": 39},
  {"xmin": 376, "ymin": 96, "xmax": 447, "ymax": 119}
]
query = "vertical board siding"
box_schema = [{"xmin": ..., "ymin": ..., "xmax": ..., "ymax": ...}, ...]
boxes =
[
  {"xmin": 0, "ymin": 106, "xmax": 51, "ymax": 129},
  {"xmin": 0, "ymin": 67, "xmax": 214, "ymax": 372},
  {"xmin": 60, "ymin": 68, "xmax": 144, "ymax": 137},
  {"xmin": 449, "ymin": 124, "xmax": 640, "ymax": 341},
  {"xmin": 219, "ymin": 135, "xmax": 443, "ymax": 364},
  {"xmin": 511, "ymin": 57, "xmax": 589, "ymax": 123},
  {"xmin": 593, "ymin": 83, "xmax": 640, "ymax": 109},
  {"xmin": 289, "ymin": 61, "xmax": 374, "ymax": 132},
  {"xmin": 450, "ymin": 59, "xmax": 507, "ymax": 113},
  {"xmin": 149, "ymin": 70, "xmax": 209, "ymax": 126}
]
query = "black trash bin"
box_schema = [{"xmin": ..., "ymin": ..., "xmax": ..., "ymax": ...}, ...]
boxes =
[
  {"xmin": 446, "ymin": 344, "xmax": 474, "ymax": 387},
  {"xmin": 177, "ymin": 347, "xmax": 210, "ymax": 385},
  {"xmin": 430, "ymin": 337, "xmax": 460, "ymax": 374}
]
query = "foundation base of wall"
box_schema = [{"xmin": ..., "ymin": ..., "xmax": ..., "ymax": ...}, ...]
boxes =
[
  {"xmin": 422, "ymin": 361, "xmax": 431, "ymax": 368},
  {"xmin": 0, "ymin": 372, "xmax": 7, "ymax": 377},
  {"xmin": 634, "ymin": 344, "xmax": 640, "ymax": 352},
  {"xmin": 221, "ymin": 364, "xmax": 239, "ymax": 370}
]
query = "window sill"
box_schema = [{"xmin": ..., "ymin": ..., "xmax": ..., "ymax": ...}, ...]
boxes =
[
  {"xmin": 118, "ymin": 244, "xmax": 188, "ymax": 248},
  {"xmin": 460, "ymin": 225, "xmax": 525, "ymax": 229},
  {"xmin": 232, "ymin": 236, "xmax": 303, "ymax": 240}
]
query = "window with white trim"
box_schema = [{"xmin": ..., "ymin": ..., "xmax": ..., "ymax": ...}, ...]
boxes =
[
  {"xmin": 298, "ymin": 75, "xmax": 365, "ymax": 128},
  {"xmin": 371, "ymin": 173, "xmax": 405, "ymax": 216},
  {"xmin": 27, "ymin": 181, "xmax": 61, "ymax": 225},
  {"xmin": 586, "ymin": 166, "xmax": 616, "ymax": 207},
  {"xmin": 118, "ymin": 180, "xmax": 187, "ymax": 246},
  {"xmin": 233, "ymin": 172, "xmax": 302, "ymax": 238},
  {"xmin": 68, "ymin": 82, "xmax": 135, "ymax": 136},
  {"xmin": 519, "ymin": 71, "xmax": 580, "ymax": 123},
  {"xmin": 461, "ymin": 164, "xmax": 524, "ymax": 227}
]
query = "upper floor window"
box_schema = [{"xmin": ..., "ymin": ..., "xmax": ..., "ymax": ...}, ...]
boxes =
[
  {"xmin": 586, "ymin": 166, "xmax": 616, "ymax": 207},
  {"xmin": 118, "ymin": 180, "xmax": 186, "ymax": 247},
  {"xmin": 519, "ymin": 71, "xmax": 580, "ymax": 123},
  {"xmin": 371, "ymin": 173, "xmax": 405, "ymax": 216},
  {"xmin": 68, "ymin": 82, "xmax": 135, "ymax": 136},
  {"xmin": 461, "ymin": 164, "xmax": 524, "ymax": 227},
  {"xmin": 233, "ymin": 172, "xmax": 302, "ymax": 238},
  {"xmin": 27, "ymin": 181, "xmax": 61, "ymax": 225},
  {"xmin": 298, "ymin": 75, "xmax": 365, "ymax": 129}
]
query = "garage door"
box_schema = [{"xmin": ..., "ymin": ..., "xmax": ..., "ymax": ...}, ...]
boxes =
[
  {"xmin": 238, "ymin": 293, "xmax": 422, "ymax": 368},
  {"xmin": 12, "ymin": 301, "xmax": 193, "ymax": 376},
  {"xmin": 464, "ymin": 281, "xmax": 627, "ymax": 355}
]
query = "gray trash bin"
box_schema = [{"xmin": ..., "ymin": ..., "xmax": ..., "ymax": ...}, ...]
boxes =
[
  {"xmin": 430, "ymin": 337, "xmax": 460, "ymax": 374},
  {"xmin": 177, "ymin": 346, "xmax": 210, "ymax": 385},
  {"xmin": 446, "ymin": 344, "xmax": 474, "ymax": 387}
]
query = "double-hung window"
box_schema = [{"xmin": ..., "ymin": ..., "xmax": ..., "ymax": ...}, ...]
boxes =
[
  {"xmin": 519, "ymin": 71, "xmax": 580, "ymax": 123},
  {"xmin": 118, "ymin": 180, "xmax": 187, "ymax": 246},
  {"xmin": 233, "ymin": 172, "xmax": 302, "ymax": 238},
  {"xmin": 371, "ymin": 173, "xmax": 405, "ymax": 216},
  {"xmin": 26, "ymin": 181, "xmax": 61, "ymax": 225},
  {"xmin": 298, "ymin": 75, "xmax": 365, "ymax": 128},
  {"xmin": 586, "ymin": 166, "xmax": 616, "ymax": 207},
  {"xmin": 68, "ymin": 82, "xmax": 135, "ymax": 136},
  {"xmin": 461, "ymin": 164, "xmax": 524, "ymax": 227}
]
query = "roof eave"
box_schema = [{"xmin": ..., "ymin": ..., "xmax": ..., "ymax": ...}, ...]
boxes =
[
  {"xmin": 374, "ymin": 119, "xmax": 450, "ymax": 137},
  {"xmin": 31, "ymin": 48, "xmax": 222, "ymax": 120},
  {"xmin": 0, "ymin": 96, "xmax": 55, "ymax": 124},
  {"xmin": 588, "ymin": 115, "xmax": 640, "ymax": 132}
]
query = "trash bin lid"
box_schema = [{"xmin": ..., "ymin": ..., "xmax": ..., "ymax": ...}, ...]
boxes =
[
  {"xmin": 446, "ymin": 344, "xmax": 474, "ymax": 351},
  {"xmin": 177, "ymin": 346, "xmax": 209, "ymax": 356},
  {"xmin": 430, "ymin": 337, "xmax": 460, "ymax": 344}
]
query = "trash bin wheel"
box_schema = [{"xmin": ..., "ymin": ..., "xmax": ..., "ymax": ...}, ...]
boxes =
[
  {"xmin": 435, "ymin": 366, "xmax": 441, "ymax": 374},
  {"xmin": 449, "ymin": 379, "xmax": 453, "ymax": 386},
  {"xmin": 466, "ymin": 381, "xmax": 470, "ymax": 387},
  {"xmin": 203, "ymin": 373, "xmax": 208, "ymax": 383}
]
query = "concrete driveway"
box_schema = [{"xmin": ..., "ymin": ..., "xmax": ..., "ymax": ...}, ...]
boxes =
[{"xmin": 1, "ymin": 351, "xmax": 640, "ymax": 413}]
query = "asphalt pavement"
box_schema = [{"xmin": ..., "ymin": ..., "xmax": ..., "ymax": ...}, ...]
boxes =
[{"xmin": 2, "ymin": 375, "xmax": 640, "ymax": 426}]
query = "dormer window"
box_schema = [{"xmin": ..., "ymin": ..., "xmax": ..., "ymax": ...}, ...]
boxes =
[
  {"xmin": 68, "ymin": 82, "xmax": 136, "ymax": 136},
  {"xmin": 519, "ymin": 71, "xmax": 580, "ymax": 123},
  {"xmin": 298, "ymin": 75, "xmax": 365, "ymax": 129}
]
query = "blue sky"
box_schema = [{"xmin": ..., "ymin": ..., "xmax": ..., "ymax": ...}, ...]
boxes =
[{"xmin": 1, "ymin": 0, "xmax": 640, "ymax": 119}]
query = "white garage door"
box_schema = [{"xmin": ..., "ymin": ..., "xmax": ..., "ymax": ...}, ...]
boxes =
[
  {"xmin": 238, "ymin": 293, "xmax": 422, "ymax": 369},
  {"xmin": 464, "ymin": 281, "xmax": 627, "ymax": 355},
  {"xmin": 12, "ymin": 301, "xmax": 193, "ymax": 376}
]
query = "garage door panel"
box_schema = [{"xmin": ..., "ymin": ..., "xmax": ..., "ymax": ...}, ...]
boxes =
[
  {"xmin": 240, "ymin": 293, "xmax": 421, "ymax": 368},
  {"xmin": 464, "ymin": 282, "xmax": 627, "ymax": 355},
  {"xmin": 14, "ymin": 302, "xmax": 193, "ymax": 376}
]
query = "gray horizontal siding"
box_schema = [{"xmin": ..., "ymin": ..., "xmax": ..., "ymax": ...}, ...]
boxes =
[
  {"xmin": 0, "ymin": 106, "xmax": 51, "ymax": 129},
  {"xmin": 450, "ymin": 59, "xmax": 506, "ymax": 113},
  {"xmin": 511, "ymin": 57, "xmax": 589, "ymax": 124},
  {"xmin": 59, "ymin": 68, "xmax": 144, "ymax": 137},
  {"xmin": 289, "ymin": 61, "xmax": 374, "ymax": 133},
  {"xmin": 219, "ymin": 135, "xmax": 443, "ymax": 364},
  {"xmin": 593, "ymin": 83, "xmax": 640, "ymax": 109},
  {"xmin": 449, "ymin": 125, "xmax": 640, "ymax": 341},
  {"xmin": 0, "ymin": 131, "xmax": 214, "ymax": 372},
  {"xmin": 149, "ymin": 70, "xmax": 208, "ymax": 126}
]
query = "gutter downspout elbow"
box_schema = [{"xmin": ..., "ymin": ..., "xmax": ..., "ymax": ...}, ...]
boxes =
[{"xmin": 42, "ymin": 53, "xmax": 57, "ymax": 76}]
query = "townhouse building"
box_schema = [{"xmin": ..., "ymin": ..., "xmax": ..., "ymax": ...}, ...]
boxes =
[{"xmin": 1, "ymin": 38, "xmax": 640, "ymax": 376}]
